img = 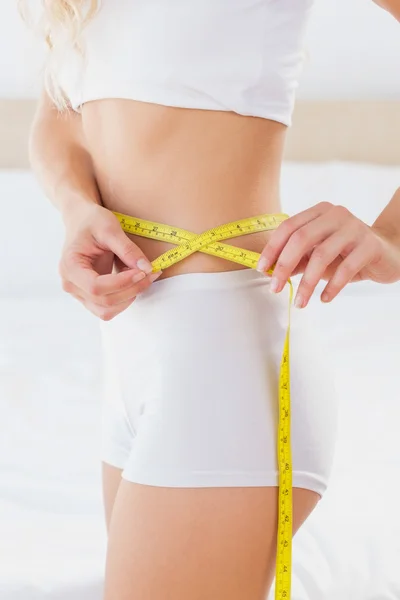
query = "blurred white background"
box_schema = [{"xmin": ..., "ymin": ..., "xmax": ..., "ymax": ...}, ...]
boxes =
[{"xmin": 1, "ymin": 0, "xmax": 400, "ymax": 98}]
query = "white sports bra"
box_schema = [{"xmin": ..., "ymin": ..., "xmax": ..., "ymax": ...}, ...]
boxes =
[{"xmin": 59, "ymin": 0, "xmax": 315, "ymax": 126}]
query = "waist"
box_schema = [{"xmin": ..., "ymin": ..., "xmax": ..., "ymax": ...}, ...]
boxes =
[{"xmin": 82, "ymin": 100, "xmax": 287, "ymax": 278}]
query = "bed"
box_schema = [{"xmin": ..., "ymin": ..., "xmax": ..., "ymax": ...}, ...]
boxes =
[{"xmin": 1, "ymin": 162, "xmax": 399, "ymax": 599}]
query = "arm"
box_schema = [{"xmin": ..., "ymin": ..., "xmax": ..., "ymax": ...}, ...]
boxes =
[
  {"xmin": 372, "ymin": 0, "xmax": 400, "ymax": 21},
  {"xmin": 372, "ymin": 187, "xmax": 400, "ymax": 245},
  {"xmin": 368, "ymin": 1, "xmax": 400, "ymax": 236},
  {"xmin": 255, "ymin": 1, "xmax": 400, "ymax": 306},
  {"xmin": 29, "ymin": 91, "xmax": 160, "ymax": 320},
  {"xmin": 29, "ymin": 91, "xmax": 102, "ymax": 224}
]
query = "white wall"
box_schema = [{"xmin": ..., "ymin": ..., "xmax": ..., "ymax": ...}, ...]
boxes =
[
  {"xmin": 0, "ymin": 3, "xmax": 45, "ymax": 97},
  {"xmin": 0, "ymin": 0, "xmax": 399, "ymax": 99},
  {"xmin": 300, "ymin": 0, "xmax": 400, "ymax": 99}
]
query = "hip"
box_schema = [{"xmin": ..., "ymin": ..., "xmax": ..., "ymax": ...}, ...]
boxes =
[
  {"xmin": 99, "ymin": 268, "xmax": 338, "ymax": 492},
  {"xmin": 99, "ymin": 268, "xmax": 331, "ymax": 383}
]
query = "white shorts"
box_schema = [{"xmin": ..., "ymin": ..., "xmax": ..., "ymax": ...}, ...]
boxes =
[{"xmin": 100, "ymin": 269, "xmax": 338, "ymax": 497}]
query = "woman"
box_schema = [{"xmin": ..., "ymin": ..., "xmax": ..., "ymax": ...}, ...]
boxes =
[{"xmin": 24, "ymin": 1, "xmax": 400, "ymax": 598}]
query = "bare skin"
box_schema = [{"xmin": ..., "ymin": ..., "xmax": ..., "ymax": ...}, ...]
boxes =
[
  {"xmin": 80, "ymin": 99, "xmax": 286, "ymax": 279},
  {"xmin": 102, "ymin": 464, "xmax": 320, "ymax": 600}
]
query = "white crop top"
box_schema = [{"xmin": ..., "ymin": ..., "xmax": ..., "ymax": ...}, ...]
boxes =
[{"xmin": 58, "ymin": 0, "xmax": 315, "ymax": 127}]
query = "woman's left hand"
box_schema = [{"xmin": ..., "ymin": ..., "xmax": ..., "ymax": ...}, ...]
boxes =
[{"xmin": 256, "ymin": 202, "xmax": 400, "ymax": 308}]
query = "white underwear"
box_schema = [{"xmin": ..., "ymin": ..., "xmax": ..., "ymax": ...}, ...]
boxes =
[{"xmin": 100, "ymin": 269, "xmax": 338, "ymax": 496}]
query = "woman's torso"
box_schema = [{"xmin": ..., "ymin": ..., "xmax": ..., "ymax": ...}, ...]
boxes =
[
  {"xmin": 82, "ymin": 101, "xmax": 286, "ymax": 278},
  {"xmin": 60, "ymin": 0, "xmax": 314, "ymax": 278}
]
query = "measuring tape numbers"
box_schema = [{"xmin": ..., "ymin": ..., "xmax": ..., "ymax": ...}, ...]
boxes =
[{"xmin": 114, "ymin": 210, "xmax": 294, "ymax": 600}]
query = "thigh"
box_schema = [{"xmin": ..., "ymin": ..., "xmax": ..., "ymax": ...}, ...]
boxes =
[
  {"xmin": 104, "ymin": 482, "xmax": 320, "ymax": 600},
  {"xmin": 102, "ymin": 462, "xmax": 123, "ymax": 532}
]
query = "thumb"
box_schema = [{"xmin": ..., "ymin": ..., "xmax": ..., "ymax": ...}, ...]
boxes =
[{"xmin": 96, "ymin": 218, "xmax": 153, "ymax": 274}]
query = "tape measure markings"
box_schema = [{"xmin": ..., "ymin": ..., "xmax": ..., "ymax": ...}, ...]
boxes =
[{"xmin": 114, "ymin": 211, "xmax": 288, "ymax": 272}]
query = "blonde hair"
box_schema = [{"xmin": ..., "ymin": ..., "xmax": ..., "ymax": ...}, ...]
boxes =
[{"xmin": 19, "ymin": 1, "xmax": 98, "ymax": 110}]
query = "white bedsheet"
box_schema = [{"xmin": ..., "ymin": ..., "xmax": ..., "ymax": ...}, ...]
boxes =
[{"xmin": 1, "ymin": 164, "xmax": 399, "ymax": 599}]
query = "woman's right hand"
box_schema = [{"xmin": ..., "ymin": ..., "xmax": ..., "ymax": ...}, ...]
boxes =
[{"xmin": 59, "ymin": 202, "xmax": 161, "ymax": 320}]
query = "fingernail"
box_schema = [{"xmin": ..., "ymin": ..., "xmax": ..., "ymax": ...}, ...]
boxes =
[
  {"xmin": 270, "ymin": 277, "xmax": 279, "ymax": 293},
  {"xmin": 294, "ymin": 294, "xmax": 304, "ymax": 309},
  {"xmin": 137, "ymin": 258, "xmax": 153, "ymax": 274},
  {"xmin": 149, "ymin": 271, "xmax": 162, "ymax": 282},
  {"xmin": 321, "ymin": 291, "xmax": 329, "ymax": 302},
  {"xmin": 132, "ymin": 271, "xmax": 146, "ymax": 284},
  {"xmin": 257, "ymin": 257, "xmax": 269, "ymax": 273}
]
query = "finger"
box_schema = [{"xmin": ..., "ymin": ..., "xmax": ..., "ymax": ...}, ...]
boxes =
[
  {"xmin": 266, "ymin": 212, "xmax": 342, "ymax": 293},
  {"xmin": 84, "ymin": 296, "xmax": 137, "ymax": 321},
  {"xmin": 63, "ymin": 270, "xmax": 161, "ymax": 304},
  {"xmin": 68, "ymin": 286, "xmax": 138, "ymax": 321},
  {"xmin": 88, "ymin": 271, "xmax": 161, "ymax": 305},
  {"xmin": 289, "ymin": 254, "xmax": 311, "ymax": 277},
  {"xmin": 293, "ymin": 228, "xmax": 357, "ymax": 309},
  {"xmin": 256, "ymin": 202, "xmax": 333, "ymax": 274},
  {"xmin": 321, "ymin": 241, "xmax": 376, "ymax": 302},
  {"xmin": 95, "ymin": 218, "xmax": 154, "ymax": 273},
  {"xmin": 66, "ymin": 255, "xmax": 161, "ymax": 296}
]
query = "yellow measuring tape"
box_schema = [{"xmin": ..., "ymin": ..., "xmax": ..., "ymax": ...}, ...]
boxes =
[{"xmin": 114, "ymin": 210, "xmax": 294, "ymax": 600}]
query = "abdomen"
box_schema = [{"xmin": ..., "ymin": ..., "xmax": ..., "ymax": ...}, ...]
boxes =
[{"xmin": 82, "ymin": 99, "xmax": 287, "ymax": 277}]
